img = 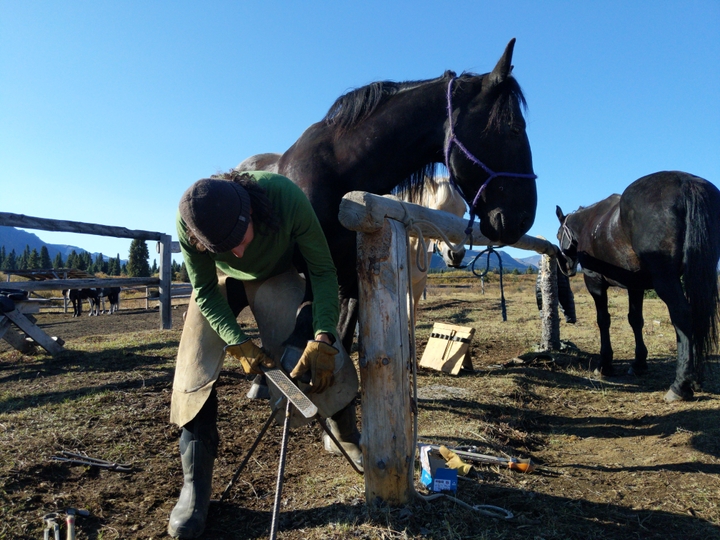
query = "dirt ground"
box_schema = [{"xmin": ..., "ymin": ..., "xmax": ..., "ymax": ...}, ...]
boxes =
[{"xmin": 1, "ymin": 279, "xmax": 719, "ymax": 539}]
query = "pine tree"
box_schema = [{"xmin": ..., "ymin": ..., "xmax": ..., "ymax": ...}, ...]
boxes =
[
  {"xmin": 28, "ymin": 249, "xmax": 41, "ymax": 269},
  {"xmin": 178, "ymin": 262, "xmax": 189, "ymax": 283},
  {"xmin": 53, "ymin": 252, "xmax": 64, "ymax": 269},
  {"xmin": 94, "ymin": 253, "xmax": 107, "ymax": 274},
  {"xmin": 151, "ymin": 258, "xmax": 158, "ymax": 275},
  {"xmin": 108, "ymin": 256, "xmax": 119, "ymax": 276},
  {"xmin": 40, "ymin": 246, "xmax": 52, "ymax": 269},
  {"xmin": 66, "ymin": 250, "xmax": 78, "ymax": 269},
  {"xmin": 1, "ymin": 250, "xmax": 17, "ymax": 271},
  {"xmin": 0, "ymin": 246, "xmax": 5, "ymax": 269},
  {"xmin": 127, "ymin": 239, "xmax": 151, "ymax": 277},
  {"xmin": 18, "ymin": 245, "xmax": 31, "ymax": 270}
]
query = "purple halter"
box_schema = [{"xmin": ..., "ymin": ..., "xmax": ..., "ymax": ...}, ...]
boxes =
[{"xmin": 443, "ymin": 77, "xmax": 537, "ymax": 234}]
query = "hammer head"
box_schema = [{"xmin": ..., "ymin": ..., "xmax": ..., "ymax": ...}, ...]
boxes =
[{"xmin": 66, "ymin": 508, "xmax": 90, "ymax": 517}]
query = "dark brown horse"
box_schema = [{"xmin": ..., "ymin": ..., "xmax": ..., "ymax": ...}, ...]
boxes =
[
  {"xmin": 238, "ymin": 40, "xmax": 537, "ymax": 351},
  {"xmin": 556, "ymin": 171, "xmax": 720, "ymax": 402}
]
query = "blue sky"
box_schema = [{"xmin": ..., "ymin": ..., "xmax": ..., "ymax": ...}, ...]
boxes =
[{"xmin": 1, "ymin": 1, "xmax": 718, "ymax": 264}]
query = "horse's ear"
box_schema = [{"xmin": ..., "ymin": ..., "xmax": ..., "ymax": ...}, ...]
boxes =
[
  {"xmin": 556, "ymin": 205, "xmax": 565, "ymax": 223},
  {"xmin": 488, "ymin": 38, "xmax": 516, "ymax": 85}
]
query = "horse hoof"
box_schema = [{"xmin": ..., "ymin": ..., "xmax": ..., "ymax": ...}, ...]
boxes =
[
  {"xmin": 593, "ymin": 367, "xmax": 614, "ymax": 378},
  {"xmin": 664, "ymin": 388, "xmax": 691, "ymax": 403},
  {"xmin": 628, "ymin": 365, "xmax": 647, "ymax": 376}
]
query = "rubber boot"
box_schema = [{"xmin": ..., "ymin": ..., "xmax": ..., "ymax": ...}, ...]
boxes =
[
  {"xmin": 323, "ymin": 402, "xmax": 363, "ymax": 471},
  {"xmin": 168, "ymin": 395, "xmax": 218, "ymax": 539}
]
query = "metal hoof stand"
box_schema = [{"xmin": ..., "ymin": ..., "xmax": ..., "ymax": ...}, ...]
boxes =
[{"xmin": 216, "ymin": 363, "xmax": 362, "ymax": 540}]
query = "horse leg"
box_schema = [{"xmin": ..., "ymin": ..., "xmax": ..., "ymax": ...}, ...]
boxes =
[
  {"xmin": 584, "ymin": 273, "xmax": 614, "ymax": 376},
  {"xmin": 652, "ymin": 276, "xmax": 696, "ymax": 401},
  {"xmin": 338, "ymin": 297, "xmax": 358, "ymax": 354},
  {"xmin": 627, "ymin": 288, "xmax": 648, "ymax": 375}
]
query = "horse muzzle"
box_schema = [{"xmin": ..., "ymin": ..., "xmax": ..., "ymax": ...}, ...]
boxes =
[{"xmin": 479, "ymin": 208, "xmax": 534, "ymax": 245}]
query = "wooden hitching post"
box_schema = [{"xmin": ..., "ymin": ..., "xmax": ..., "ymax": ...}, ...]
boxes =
[
  {"xmin": 539, "ymin": 254, "xmax": 560, "ymax": 350},
  {"xmin": 357, "ymin": 218, "xmax": 413, "ymax": 505}
]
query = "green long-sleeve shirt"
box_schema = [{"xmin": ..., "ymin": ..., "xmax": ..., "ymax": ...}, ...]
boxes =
[{"xmin": 177, "ymin": 171, "xmax": 339, "ymax": 345}]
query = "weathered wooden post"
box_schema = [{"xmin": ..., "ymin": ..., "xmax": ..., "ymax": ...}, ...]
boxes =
[
  {"xmin": 539, "ymin": 254, "xmax": 561, "ymax": 350},
  {"xmin": 356, "ymin": 218, "xmax": 414, "ymax": 504},
  {"xmin": 158, "ymin": 234, "xmax": 172, "ymax": 329},
  {"xmin": 338, "ymin": 191, "xmax": 561, "ymax": 506}
]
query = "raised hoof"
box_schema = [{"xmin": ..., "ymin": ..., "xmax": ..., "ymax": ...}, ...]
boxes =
[
  {"xmin": 664, "ymin": 388, "xmax": 692, "ymax": 403},
  {"xmin": 246, "ymin": 375, "xmax": 270, "ymax": 400}
]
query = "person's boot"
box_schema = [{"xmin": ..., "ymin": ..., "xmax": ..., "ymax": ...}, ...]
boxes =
[
  {"xmin": 168, "ymin": 402, "xmax": 218, "ymax": 539},
  {"xmin": 323, "ymin": 402, "xmax": 363, "ymax": 471}
]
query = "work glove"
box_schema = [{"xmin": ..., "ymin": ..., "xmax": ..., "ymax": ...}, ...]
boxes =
[
  {"xmin": 439, "ymin": 445, "xmax": 473, "ymax": 476},
  {"xmin": 289, "ymin": 340, "xmax": 338, "ymax": 394},
  {"xmin": 225, "ymin": 341, "xmax": 275, "ymax": 375}
]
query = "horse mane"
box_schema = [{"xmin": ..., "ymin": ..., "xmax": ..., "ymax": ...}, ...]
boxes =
[
  {"xmin": 324, "ymin": 69, "xmax": 527, "ymax": 195},
  {"xmin": 323, "ymin": 70, "xmax": 455, "ymax": 131}
]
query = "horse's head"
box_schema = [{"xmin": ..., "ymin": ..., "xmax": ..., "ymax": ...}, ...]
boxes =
[
  {"xmin": 555, "ymin": 206, "xmax": 579, "ymax": 277},
  {"xmin": 446, "ymin": 39, "xmax": 536, "ymax": 245}
]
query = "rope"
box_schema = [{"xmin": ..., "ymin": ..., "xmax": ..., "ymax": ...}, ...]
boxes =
[
  {"xmin": 469, "ymin": 247, "xmax": 507, "ymax": 321},
  {"xmin": 402, "ymin": 220, "xmax": 513, "ymax": 520}
]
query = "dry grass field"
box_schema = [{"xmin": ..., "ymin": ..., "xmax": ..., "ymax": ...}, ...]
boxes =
[{"xmin": 1, "ymin": 273, "xmax": 719, "ymax": 539}]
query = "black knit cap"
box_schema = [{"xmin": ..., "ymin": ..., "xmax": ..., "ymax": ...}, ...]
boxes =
[{"xmin": 179, "ymin": 178, "xmax": 252, "ymax": 253}]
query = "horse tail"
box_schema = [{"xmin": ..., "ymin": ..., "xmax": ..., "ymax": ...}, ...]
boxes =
[{"xmin": 682, "ymin": 176, "xmax": 720, "ymax": 363}]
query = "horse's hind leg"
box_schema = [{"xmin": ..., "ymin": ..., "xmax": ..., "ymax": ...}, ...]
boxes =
[
  {"xmin": 627, "ymin": 288, "xmax": 648, "ymax": 375},
  {"xmin": 584, "ymin": 273, "xmax": 614, "ymax": 376},
  {"xmin": 653, "ymin": 276, "xmax": 696, "ymax": 401}
]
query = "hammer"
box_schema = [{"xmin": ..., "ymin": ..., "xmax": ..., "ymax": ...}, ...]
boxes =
[{"xmin": 65, "ymin": 508, "xmax": 89, "ymax": 540}]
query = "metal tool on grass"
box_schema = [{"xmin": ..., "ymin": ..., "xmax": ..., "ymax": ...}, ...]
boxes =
[
  {"xmin": 50, "ymin": 451, "xmax": 132, "ymax": 472},
  {"xmin": 42, "ymin": 513, "xmax": 60, "ymax": 540},
  {"xmin": 64, "ymin": 508, "xmax": 89, "ymax": 540},
  {"xmin": 421, "ymin": 443, "xmax": 536, "ymax": 473}
]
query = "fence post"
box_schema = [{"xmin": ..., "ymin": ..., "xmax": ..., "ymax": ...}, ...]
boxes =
[
  {"xmin": 539, "ymin": 254, "xmax": 560, "ymax": 350},
  {"xmin": 158, "ymin": 234, "xmax": 172, "ymax": 329},
  {"xmin": 357, "ymin": 218, "xmax": 413, "ymax": 505}
]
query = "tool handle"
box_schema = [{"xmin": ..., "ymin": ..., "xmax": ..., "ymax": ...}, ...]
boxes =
[
  {"xmin": 508, "ymin": 461, "xmax": 534, "ymax": 473},
  {"xmin": 65, "ymin": 514, "xmax": 76, "ymax": 540}
]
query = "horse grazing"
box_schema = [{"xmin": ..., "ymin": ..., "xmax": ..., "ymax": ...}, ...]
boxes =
[
  {"xmin": 63, "ymin": 288, "xmax": 98, "ymax": 317},
  {"xmin": 556, "ymin": 171, "xmax": 720, "ymax": 402},
  {"xmin": 238, "ymin": 39, "xmax": 537, "ymax": 351},
  {"xmin": 89, "ymin": 287, "xmax": 121, "ymax": 315},
  {"xmin": 394, "ymin": 176, "xmax": 467, "ymax": 317}
]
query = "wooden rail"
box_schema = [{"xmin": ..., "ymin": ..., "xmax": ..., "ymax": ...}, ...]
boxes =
[
  {"xmin": 0, "ymin": 212, "xmax": 174, "ymax": 329},
  {"xmin": 339, "ymin": 191, "xmax": 561, "ymax": 505}
]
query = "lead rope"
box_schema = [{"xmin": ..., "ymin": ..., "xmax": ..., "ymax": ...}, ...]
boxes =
[
  {"xmin": 401, "ymin": 198, "xmax": 508, "ymax": 322},
  {"xmin": 403, "ymin": 219, "xmax": 514, "ymax": 520},
  {"xmin": 469, "ymin": 247, "xmax": 507, "ymax": 322}
]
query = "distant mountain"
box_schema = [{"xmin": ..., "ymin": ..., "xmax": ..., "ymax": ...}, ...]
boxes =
[
  {"xmin": 516, "ymin": 254, "xmax": 541, "ymax": 269},
  {"xmin": 428, "ymin": 248, "xmax": 532, "ymax": 272},
  {"xmin": 0, "ymin": 226, "xmax": 123, "ymax": 263}
]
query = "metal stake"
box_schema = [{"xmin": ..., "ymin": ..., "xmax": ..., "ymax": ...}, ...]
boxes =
[
  {"xmin": 270, "ymin": 400, "xmax": 292, "ymax": 540},
  {"xmin": 217, "ymin": 407, "xmax": 281, "ymax": 504}
]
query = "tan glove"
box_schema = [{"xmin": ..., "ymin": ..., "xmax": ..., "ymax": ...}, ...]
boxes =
[
  {"xmin": 289, "ymin": 340, "xmax": 338, "ymax": 394},
  {"xmin": 225, "ymin": 341, "xmax": 275, "ymax": 375},
  {"xmin": 439, "ymin": 445, "xmax": 473, "ymax": 476}
]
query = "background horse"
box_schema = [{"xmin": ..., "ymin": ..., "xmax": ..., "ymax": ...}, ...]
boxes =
[
  {"xmin": 89, "ymin": 287, "xmax": 121, "ymax": 315},
  {"xmin": 394, "ymin": 176, "xmax": 467, "ymax": 318},
  {"xmin": 556, "ymin": 171, "xmax": 720, "ymax": 402},
  {"xmin": 62, "ymin": 288, "xmax": 98, "ymax": 317},
  {"xmin": 238, "ymin": 39, "xmax": 537, "ymax": 350}
]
